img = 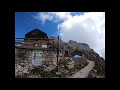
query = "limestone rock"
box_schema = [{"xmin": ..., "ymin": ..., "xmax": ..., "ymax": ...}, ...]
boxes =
[
  {"xmin": 66, "ymin": 60, "xmax": 74, "ymax": 69},
  {"xmin": 44, "ymin": 65, "xmax": 56, "ymax": 71}
]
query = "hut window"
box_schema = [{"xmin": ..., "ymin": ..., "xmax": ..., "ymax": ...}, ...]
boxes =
[{"xmin": 65, "ymin": 51, "xmax": 68, "ymax": 54}]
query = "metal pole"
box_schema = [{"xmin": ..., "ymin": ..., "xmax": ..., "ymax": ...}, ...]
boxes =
[{"xmin": 58, "ymin": 28, "xmax": 60, "ymax": 54}]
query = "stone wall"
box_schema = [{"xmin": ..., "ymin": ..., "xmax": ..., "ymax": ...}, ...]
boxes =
[
  {"xmin": 15, "ymin": 48, "xmax": 32, "ymax": 76},
  {"xmin": 15, "ymin": 47, "xmax": 57, "ymax": 76},
  {"xmin": 23, "ymin": 40, "xmax": 48, "ymax": 47},
  {"xmin": 42, "ymin": 50, "xmax": 57, "ymax": 66}
]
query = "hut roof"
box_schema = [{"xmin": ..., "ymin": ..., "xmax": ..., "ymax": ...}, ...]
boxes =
[{"xmin": 25, "ymin": 28, "xmax": 48, "ymax": 39}]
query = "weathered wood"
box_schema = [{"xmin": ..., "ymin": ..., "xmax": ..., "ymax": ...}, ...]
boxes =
[{"xmin": 15, "ymin": 46, "xmax": 55, "ymax": 50}]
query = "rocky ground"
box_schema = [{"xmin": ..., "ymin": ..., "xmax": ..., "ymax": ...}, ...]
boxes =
[
  {"xmin": 15, "ymin": 58, "xmax": 105, "ymax": 78},
  {"xmin": 70, "ymin": 60, "xmax": 95, "ymax": 78},
  {"xmin": 87, "ymin": 61, "xmax": 105, "ymax": 78},
  {"xmin": 15, "ymin": 57, "xmax": 88, "ymax": 78}
]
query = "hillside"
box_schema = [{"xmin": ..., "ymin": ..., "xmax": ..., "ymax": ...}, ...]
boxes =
[{"xmin": 51, "ymin": 37, "xmax": 105, "ymax": 78}]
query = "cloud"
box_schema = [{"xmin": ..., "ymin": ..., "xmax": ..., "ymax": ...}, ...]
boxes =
[
  {"xmin": 33, "ymin": 12, "xmax": 105, "ymax": 59},
  {"xmin": 33, "ymin": 12, "xmax": 54, "ymax": 24},
  {"xmin": 33, "ymin": 12, "xmax": 71, "ymax": 24},
  {"xmin": 58, "ymin": 12, "xmax": 105, "ymax": 59}
]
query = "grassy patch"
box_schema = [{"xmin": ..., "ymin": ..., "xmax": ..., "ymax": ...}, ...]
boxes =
[
  {"xmin": 94, "ymin": 62, "xmax": 105, "ymax": 76},
  {"xmin": 30, "ymin": 66, "xmax": 53, "ymax": 78},
  {"xmin": 16, "ymin": 73, "xmax": 30, "ymax": 78},
  {"xmin": 87, "ymin": 74, "xmax": 93, "ymax": 78}
]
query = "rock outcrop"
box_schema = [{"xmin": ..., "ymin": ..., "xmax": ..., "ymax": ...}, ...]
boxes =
[
  {"xmin": 59, "ymin": 40, "xmax": 105, "ymax": 63},
  {"xmin": 52, "ymin": 37, "xmax": 105, "ymax": 78}
]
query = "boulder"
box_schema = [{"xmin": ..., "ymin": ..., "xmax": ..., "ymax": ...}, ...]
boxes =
[
  {"xmin": 44, "ymin": 65, "xmax": 56, "ymax": 71},
  {"xmin": 66, "ymin": 60, "xmax": 74, "ymax": 69}
]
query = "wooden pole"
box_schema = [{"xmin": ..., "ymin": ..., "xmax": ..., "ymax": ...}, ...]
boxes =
[
  {"xmin": 56, "ymin": 36, "xmax": 59, "ymax": 71},
  {"xmin": 58, "ymin": 36, "xmax": 59, "ymax": 70}
]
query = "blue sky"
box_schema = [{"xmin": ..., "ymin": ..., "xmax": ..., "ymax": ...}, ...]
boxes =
[
  {"xmin": 15, "ymin": 12, "xmax": 57, "ymax": 38},
  {"xmin": 15, "ymin": 12, "xmax": 84, "ymax": 38}
]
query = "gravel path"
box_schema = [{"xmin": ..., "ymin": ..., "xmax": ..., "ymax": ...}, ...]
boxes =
[{"xmin": 70, "ymin": 60, "xmax": 95, "ymax": 78}]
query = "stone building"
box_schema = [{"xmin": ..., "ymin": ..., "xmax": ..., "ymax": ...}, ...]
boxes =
[
  {"xmin": 23, "ymin": 28, "xmax": 49, "ymax": 47},
  {"xmin": 15, "ymin": 28, "xmax": 58, "ymax": 76}
]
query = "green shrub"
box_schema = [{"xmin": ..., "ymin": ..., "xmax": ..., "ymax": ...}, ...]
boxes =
[
  {"xmin": 29, "ymin": 66, "xmax": 60, "ymax": 78},
  {"xmin": 87, "ymin": 74, "xmax": 93, "ymax": 78},
  {"xmin": 15, "ymin": 73, "xmax": 29, "ymax": 78},
  {"xmin": 94, "ymin": 62, "xmax": 105, "ymax": 76}
]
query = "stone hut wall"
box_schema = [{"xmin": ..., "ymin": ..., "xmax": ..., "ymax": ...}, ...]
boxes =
[
  {"xmin": 42, "ymin": 50, "xmax": 57, "ymax": 66},
  {"xmin": 15, "ymin": 47, "xmax": 57, "ymax": 76},
  {"xmin": 23, "ymin": 40, "xmax": 48, "ymax": 47},
  {"xmin": 15, "ymin": 48, "xmax": 32, "ymax": 76}
]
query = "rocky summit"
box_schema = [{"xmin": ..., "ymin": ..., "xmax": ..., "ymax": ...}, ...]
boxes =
[
  {"xmin": 60, "ymin": 39, "xmax": 105, "ymax": 63},
  {"xmin": 52, "ymin": 37, "xmax": 105, "ymax": 78}
]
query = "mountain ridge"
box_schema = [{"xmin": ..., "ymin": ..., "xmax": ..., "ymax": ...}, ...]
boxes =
[{"xmin": 49, "ymin": 36, "xmax": 105, "ymax": 63}]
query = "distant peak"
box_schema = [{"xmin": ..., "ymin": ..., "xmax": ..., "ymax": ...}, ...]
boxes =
[
  {"xmin": 81, "ymin": 43, "xmax": 89, "ymax": 47},
  {"xmin": 69, "ymin": 40, "xmax": 77, "ymax": 43}
]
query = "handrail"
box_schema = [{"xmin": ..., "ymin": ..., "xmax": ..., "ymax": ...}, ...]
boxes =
[{"xmin": 15, "ymin": 38, "xmax": 55, "ymax": 40}]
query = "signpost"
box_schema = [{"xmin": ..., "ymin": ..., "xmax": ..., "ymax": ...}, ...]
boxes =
[{"xmin": 42, "ymin": 45, "xmax": 47, "ymax": 48}]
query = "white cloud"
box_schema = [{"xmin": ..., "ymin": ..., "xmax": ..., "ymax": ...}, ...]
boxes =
[
  {"xmin": 33, "ymin": 12, "xmax": 53, "ymax": 24},
  {"xmin": 34, "ymin": 12, "xmax": 72, "ymax": 24},
  {"xmin": 34, "ymin": 12, "xmax": 105, "ymax": 59}
]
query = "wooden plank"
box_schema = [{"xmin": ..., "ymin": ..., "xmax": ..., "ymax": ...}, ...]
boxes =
[{"xmin": 15, "ymin": 46, "xmax": 55, "ymax": 50}]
